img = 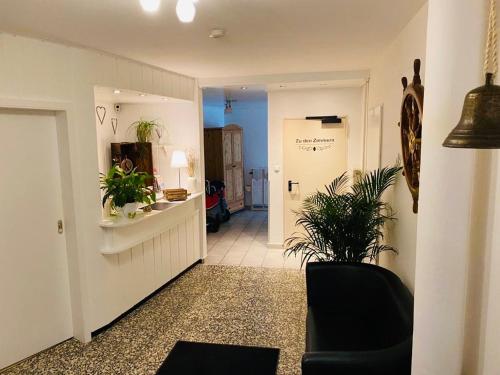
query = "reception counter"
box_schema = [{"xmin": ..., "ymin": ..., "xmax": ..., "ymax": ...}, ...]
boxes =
[{"xmin": 92, "ymin": 192, "xmax": 205, "ymax": 332}]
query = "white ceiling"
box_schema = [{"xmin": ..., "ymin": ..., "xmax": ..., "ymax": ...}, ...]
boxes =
[
  {"xmin": 202, "ymin": 78, "xmax": 369, "ymax": 106},
  {"xmin": 203, "ymin": 86, "xmax": 268, "ymax": 106},
  {"xmin": 94, "ymin": 86, "xmax": 188, "ymax": 104},
  {"xmin": 0, "ymin": 0, "xmax": 426, "ymax": 78}
]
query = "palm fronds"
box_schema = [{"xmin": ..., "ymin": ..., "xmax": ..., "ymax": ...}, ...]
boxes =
[{"xmin": 285, "ymin": 162, "xmax": 402, "ymax": 266}]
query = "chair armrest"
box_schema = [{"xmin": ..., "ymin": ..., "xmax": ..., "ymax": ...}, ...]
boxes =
[{"xmin": 302, "ymin": 340, "xmax": 412, "ymax": 375}]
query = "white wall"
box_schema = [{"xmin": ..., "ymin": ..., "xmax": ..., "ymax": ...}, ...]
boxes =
[
  {"xmin": 368, "ymin": 4, "xmax": 428, "ymax": 291},
  {"xmin": 0, "ymin": 32, "xmax": 199, "ymax": 342},
  {"xmin": 367, "ymin": 4, "xmax": 500, "ymax": 373},
  {"xmin": 411, "ymin": 0, "xmax": 500, "ymax": 373},
  {"xmin": 96, "ymin": 101, "xmax": 201, "ymax": 191},
  {"xmin": 480, "ymin": 155, "xmax": 500, "ymax": 375},
  {"xmin": 267, "ymin": 87, "xmax": 364, "ymax": 245}
]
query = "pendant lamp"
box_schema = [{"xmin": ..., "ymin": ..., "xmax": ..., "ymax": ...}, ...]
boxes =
[{"xmin": 443, "ymin": 0, "xmax": 500, "ymax": 148}]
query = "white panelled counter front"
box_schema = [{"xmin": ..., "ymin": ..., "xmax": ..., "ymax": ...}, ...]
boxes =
[{"xmin": 94, "ymin": 192, "xmax": 204, "ymax": 332}]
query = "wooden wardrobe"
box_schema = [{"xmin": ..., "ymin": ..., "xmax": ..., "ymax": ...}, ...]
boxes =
[{"xmin": 204, "ymin": 124, "xmax": 244, "ymax": 213}]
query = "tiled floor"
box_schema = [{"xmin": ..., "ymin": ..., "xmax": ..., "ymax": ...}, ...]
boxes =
[
  {"xmin": 2, "ymin": 265, "xmax": 306, "ymax": 375},
  {"xmin": 205, "ymin": 210, "xmax": 303, "ymax": 270}
]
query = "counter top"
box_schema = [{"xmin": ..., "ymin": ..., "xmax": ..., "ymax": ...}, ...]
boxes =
[
  {"xmin": 99, "ymin": 192, "xmax": 204, "ymax": 255},
  {"xmin": 99, "ymin": 192, "xmax": 203, "ymax": 229}
]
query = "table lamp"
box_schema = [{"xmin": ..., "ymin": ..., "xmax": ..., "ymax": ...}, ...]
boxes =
[{"xmin": 171, "ymin": 150, "xmax": 188, "ymax": 188}]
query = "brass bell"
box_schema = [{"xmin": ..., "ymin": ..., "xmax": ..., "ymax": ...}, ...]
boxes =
[{"xmin": 443, "ymin": 73, "xmax": 500, "ymax": 148}]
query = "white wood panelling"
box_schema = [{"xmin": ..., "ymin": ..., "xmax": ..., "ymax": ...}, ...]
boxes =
[
  {"xmin": 99, "ymin": 208, "xmax": 202, "ymax": 330},
  {"xmin": 0, "ymin": 33, "xmax": 195, "ymax": 101}
]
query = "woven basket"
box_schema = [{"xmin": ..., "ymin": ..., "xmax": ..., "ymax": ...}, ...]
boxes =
[{"xmin": 163, "ymin": 188, "xmax": 188, "ymax": 201}]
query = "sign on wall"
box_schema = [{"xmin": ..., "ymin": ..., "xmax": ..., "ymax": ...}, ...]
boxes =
[{"xmin": 295, "ymin": 137, "xmax": 336, "ymax": 152}]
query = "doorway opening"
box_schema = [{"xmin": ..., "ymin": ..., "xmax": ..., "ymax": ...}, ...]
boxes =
[{"xmin": 202, "ymin": 86, "xmax": 281, "ymax": 267}]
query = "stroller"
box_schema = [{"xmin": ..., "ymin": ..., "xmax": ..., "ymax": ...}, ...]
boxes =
[{"xmin": 205, "ymin": 180, "xmax": 231, "ymax": 233}]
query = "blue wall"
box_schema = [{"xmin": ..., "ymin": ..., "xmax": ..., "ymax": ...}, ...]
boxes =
[
  {"xmin": 203, "ymin": 104, "xmax": 225, "ymax": 127},
  {"xmin": 203, "ymin": 99, "xmax": 268, "ymax": 173}
]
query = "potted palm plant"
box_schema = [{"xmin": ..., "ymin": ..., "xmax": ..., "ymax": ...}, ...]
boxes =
[
  {"xmin": 100, "ymin": 166, "xmax": 156, "ymax": 219},
  {"xmin": 285, "ymin": 163, "xmax": 402, "ymax": 267}
]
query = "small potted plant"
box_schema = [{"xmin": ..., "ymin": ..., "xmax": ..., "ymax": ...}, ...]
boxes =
[
  {"xmin": 129, "ymin": 119, "xmax": 164, "ymax": 143},
  {"xmin": 127, "ymin": 119, "xmax": 164, "ymax": 185},
  {"xmin": 100, "ymin": 166, "xmax": 156, "ymax": 219}
]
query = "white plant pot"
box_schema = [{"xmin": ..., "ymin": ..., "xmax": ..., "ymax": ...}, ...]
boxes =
[
  {"xmin": 187, "ymin": 176, "xmax": 197, "ymax": 193},
  {"xmin": 117, "ymin": 202, "xmax": 139, "ymax": 219}
]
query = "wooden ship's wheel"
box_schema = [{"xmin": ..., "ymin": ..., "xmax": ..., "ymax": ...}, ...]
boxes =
[{"xmin": 399, "ymin": 59, "xmax": 424, "ymax": 214}]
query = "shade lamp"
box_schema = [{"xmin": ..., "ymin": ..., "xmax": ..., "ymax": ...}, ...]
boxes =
[{"xmin": 171, "ymin": 150, "xmax": 188, "ymax": 188}]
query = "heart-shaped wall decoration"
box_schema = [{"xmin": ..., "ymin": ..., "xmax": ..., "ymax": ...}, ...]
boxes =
[
  {"xmin": 96, "ymin": 106, "xmax": 106, "ymax": 125},
  {"xmin": 111, "ymin": 118, "xmax": 118, "ymax": 135}
]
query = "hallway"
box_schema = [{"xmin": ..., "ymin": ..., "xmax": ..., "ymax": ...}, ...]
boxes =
[
  {"xmin": 2, "ymin": 265, "xmax": 306, "ymax": 375},
  {"xmin": 205, "ymin": 210, "xmax": 302, "ymax": 269}
]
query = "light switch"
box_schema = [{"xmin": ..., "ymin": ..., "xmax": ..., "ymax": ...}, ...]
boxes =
[{"xmin": 274, "ymin": 165, "xmax": 281, "ymax": 173}]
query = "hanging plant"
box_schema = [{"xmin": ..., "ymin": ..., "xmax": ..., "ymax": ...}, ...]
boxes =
[{"xmin": 129, "ymin": 119, "xmax": 164, "ymax": 143}]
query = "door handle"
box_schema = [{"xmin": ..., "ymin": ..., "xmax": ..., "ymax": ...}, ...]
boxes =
[
  {"xmin": 288, "ymin": 180, "xmax": 299, "ymax": 192},
  {"xmin": 57, "ymin": 220, "xmax": 64, "ymax": 234}
]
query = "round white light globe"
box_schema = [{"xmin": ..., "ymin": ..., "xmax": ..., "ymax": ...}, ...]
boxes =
[
  {"xmin": 176, "ymin": 0, "xmax": 196, "ymax": 23},
  {"xmin": 140, "ymin": 0, "xmax": 161, "ymax": 13}
]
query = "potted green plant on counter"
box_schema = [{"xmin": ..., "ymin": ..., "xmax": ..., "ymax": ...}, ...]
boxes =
[
  {"xmin": 285, "ymin": 163, "xmax": 402, "ymax": 267},
  {"xmin": 100, "ymin": 166, "xmax": 156, "ymax": 219}
]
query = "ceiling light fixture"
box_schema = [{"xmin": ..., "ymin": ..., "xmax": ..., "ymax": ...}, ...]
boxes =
[
  {"xmin": 139, "ymin": 93, "xmax": 146, "ymax": 97},
  {"xmin": 176, "ymin": 0, "xmax": 196, "ymax": 23},
  {"xmin": 225, "ymin": 98, "xmax": 233, "ymax": 114},
  {"xmin": 209, "ymin": 29, "xmax": 226, "ymax": 39},
  {"xmin": 113, "ymin": 89, "xmax": 121, "ymax": 94},
  {"xmin": 241, "ymin": 86, "xmax": 248, "ymax": 90},
  {"xmin": 140, "ymin": 0, "xmax": 161, "ymax": 12}
]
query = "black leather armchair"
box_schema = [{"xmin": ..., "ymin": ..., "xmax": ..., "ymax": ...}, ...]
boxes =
[{"xmin": 302, "ymin": 262, "xmax": 414, "ymax": 375}]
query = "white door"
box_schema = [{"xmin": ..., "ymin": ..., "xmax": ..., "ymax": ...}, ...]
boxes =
[
  {"xmin": 0, "ymin": 109, "xmax": 73, "ymax": 369},
  {"xmin": 283, "ymin": 119, "xmax": 347, "ymax": 240}
]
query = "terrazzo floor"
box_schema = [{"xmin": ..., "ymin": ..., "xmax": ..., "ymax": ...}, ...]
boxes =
[{"xmin": 2, "ymin": 265, "xmax": 306, "ymax": 375}]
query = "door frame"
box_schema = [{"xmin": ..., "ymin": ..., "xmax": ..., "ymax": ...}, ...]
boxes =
[{"xmin": 0, "ymin": 97, "xmax": 88, "ymax": 343}]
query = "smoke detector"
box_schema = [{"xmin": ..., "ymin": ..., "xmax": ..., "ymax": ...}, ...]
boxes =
[{"xmin": 209, "ymin": 29, "xmax": 226, "ymax": 39}]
